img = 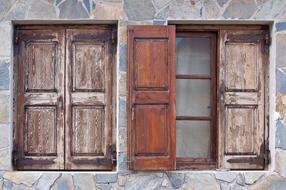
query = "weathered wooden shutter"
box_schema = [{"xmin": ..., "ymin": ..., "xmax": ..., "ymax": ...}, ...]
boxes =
[
  {"xmin": 218, "ymin": 30, "xmax": 268, "ymax": 169},
  {"xmin": 65, "ymin": 27, "xmax": 116, "ymax": 170},
  {"xmin": 128, "ymin": 25, "xmax": 176, "ymax": 170},
  {"xmin": 15, "ymin": 28, "xmax": 65, "ymax": 170}
]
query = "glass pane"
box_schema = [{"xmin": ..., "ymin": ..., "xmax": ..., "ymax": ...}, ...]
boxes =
[
  {"xmin": 176, "ymin": 79, "xmax": 210, "ymax": 116},
  {"xmin": 176, "ymin": 38, "xmax": 210, "ymax": 75},
  {"xmin": 176, "ymin": 121, "xmax": 211, "ymax": 158}
]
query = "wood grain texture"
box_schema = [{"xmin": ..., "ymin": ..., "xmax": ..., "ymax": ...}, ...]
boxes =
[
  {"xmin": 218, "ymin": 30, "xmax": 267, "ymax": 170},
  {"xmin": 128, "ymin": 25, "xmax": 176, "ymax": 170}
]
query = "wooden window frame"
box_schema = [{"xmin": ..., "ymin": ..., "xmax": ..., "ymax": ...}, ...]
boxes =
[{"xmin": 175, "ymin": 31, "xmax": 218, "ymax": 170}]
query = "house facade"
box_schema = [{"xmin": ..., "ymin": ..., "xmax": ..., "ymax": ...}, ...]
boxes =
[{"xmin": 0, "ymin": 0, "xmax": 286, "ymax": 189}]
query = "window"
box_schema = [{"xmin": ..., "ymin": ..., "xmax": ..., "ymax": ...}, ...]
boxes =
[
  {"xmin": 13, "ymin": 25, "xmax": 117, "ymax": 171},
  {"xmin": 128, "ymin": 25, "xmax": 269, "ymax": 170}
]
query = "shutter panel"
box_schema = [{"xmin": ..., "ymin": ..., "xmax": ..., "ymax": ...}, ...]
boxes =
[
  {"xmin": 128, "ymin": 25, "xmax": 176, "ymax": 170},
  {"xmin": 65, "ymin": 27, "xmax": 116, "ymax": 170},
  {"xmin": 218, "ymin": 30, "xmax": 267, "ymax": 169},
  {"xmin": 15, "ymin": 28, "xmax": 65, "ymax": 170}
]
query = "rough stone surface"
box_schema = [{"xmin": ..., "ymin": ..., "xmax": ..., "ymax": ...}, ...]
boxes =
[
  {"xmin": 124, "ymin": 0, "xmax": 155, "ymax": 20},
  {"xmin": 92, "ymin": 2, "xmax": 123, "ymax": 19},
  {"xmin": 73, "ymin": 173, "xmax": 96, "ymax": 190},
  {"xmin": 0, "ymin": 22, "xmax": 11, "ymax": 57},
  {"xmin": 275, "ymin": 149, "xmax": 286, "ymax": 176},
  {"xmin": 183, "ymin": 174, "xmax": 220, "ymax": 190},
  {"xmin": 0, "ymin": 94, "xmax": 9, "ymax": 124},
  {"xmin": 119, "ymin": 71, "xmax": 127, "ymax": 96},
  {"xmin": 3, "ymin": 172, "xmax": 42, "ymax": 187},
  {"xmin": 202, "ymin": 0, "xmax": 221, "ymax": 19},
  {"xmin": 118, "ymin": 175, "xmax": 127, "ymax": 186},
  {"xmin": 153, "ymin": 0, "xmax": 173, "ymax": 10},
  {"xmin": 51, "ymin": 174, "xmax": 74, "ymax": 190},
  {"xmin": 166, "ymin": 173, "xmax": 185, "ymax": 189},
  {"xmin": 215, "ymin": 172, "xmax": 237, "ymax": 183},
  {"xmin": 168, "ymin": 0, "xmax": 202, "ymax": 19},
  {"xmin": 119, "ymin": 44, "xmax": 127, "ymax": 72},
  {"xmin": 276, "ymin": 34, "xmax": 286, "ymax": 68},
  {"xmin": 223, "ymin": 0, "xmax": 257, "ymax": 19},
  {"xmin": 27, "ymin": 0, "xmax": 57, "ymax": 18},
  {"xmin": 276, "ymin": 120, "xmax": 286, "ymax": 149},
  {"xmin": 119, "ymin": 96, "xmax": 127, "ymax": 128},
  {"xmin": 0, "ymin": 124, "xmax": 9, "ymax": 149},
  {"xmin": 0, "ymin": 147, "xmax": 10, "ymax": 170},
  {"xmin": 36, "ymin": 173, "xmax": 60, "ymax": 190},
  {"xmin": 0, "ymin": 0, "xmax": 16, "ymax": 19},
  {"xmin": 96, "ymin": 173, "xmax": 118, "ymax": 184},
  {"xmin": 3, "ymin": 1, "xmax": 28, "ymax": 20},
  {"xmin": 59, "ymin": 0, "xmax": 89, "ymax": 18},
  {"xmin": 124, "ymin": 174, "xmax": 164, "ymax": 190},
  {"xmin": 254, "ymin": 0, "xmax": 286, "ymax": 19},
  {"xmin": 276, "ymin": 22, "xmax": 286, "ymax": 32},
  {"xmin": 217, "ymin": 0, "xmax": 229, "ymax": 7},
  {"xmin": 248, "ymin": 175, "xmax": 284, "ymax": 190},
  {"xmin": 0, "ymin": 59, "xmax": 9, "ymax": 90},
  {"xmin": 244, "ymin": 173, "xmax": 264, "ymax": 185},
  {"xmin": 276, "ymin": 70, "xmax": 286, "ymax": 94}
]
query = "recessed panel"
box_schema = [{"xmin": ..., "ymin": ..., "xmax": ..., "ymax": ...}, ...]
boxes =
[
  {"xmin": 134, "ymin": 39, "xmax": 168, "ymax": 89},
  {"xmin": 225, "ymin": 43, "xmax": 258, "ymax": 91},
  {"xmin": 25, "ymin": 106, "xmax": 56, "ymax": 155},
  {"xmin": 72, "ymin": 106, "xmax": 104, "ymax": 155},
  {"xmin": 176, "ymin": 38, "xmax": 210, "ymax": 75},
  {"xmin": 134, "ymin": 105, "xmax": 168, "ymax": 156},
  {"xmin": 176, "ymin": 79, "xmax": 210, "ymax": 116},
  {"xmin": 225, "ymin": 106, "xmax": 256, "ymax": 155},
  {"xmin": 26, "ymin": 43, "xmax": 56, "ymax": 91},
  {"xmin": 176, "ymin": 121, "xmax": 211, "ymax": 158},
  {"xmin": 73, "ymin": 43, "xmax": 105, "ymax": 91}
]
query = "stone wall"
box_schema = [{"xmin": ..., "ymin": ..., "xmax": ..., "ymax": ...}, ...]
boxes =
[{"xmin": 0, "ymin": 0, "xmax": 286, "ymax": 189}]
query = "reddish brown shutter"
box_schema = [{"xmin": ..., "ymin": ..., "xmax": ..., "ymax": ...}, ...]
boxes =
[
  {"xmin": 218, "ymin": 30, "xmax": 267, "ymax": 169},
  {"xmin": 65, "ymin": 27, "xmax": 116, "ymax": 170},
  {"xmin": 128, "ymin": 25, "xmax": 176, "ymax": 170},
  {"xmin": 15, "ymin": 28, "xmax": 65, "ymax": 170}
]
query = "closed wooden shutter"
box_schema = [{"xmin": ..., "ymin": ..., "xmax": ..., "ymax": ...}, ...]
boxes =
[
  {"xmin": 128, "ymin": 26, "xmax": 176, "ymax": 170},
  {"xmin": 15, "ymin": 28, "xmax": 65, "ymax": 170},
  {"xmin": 65, "ymin": 27, "xmax": 116, "ymax": 170},
  {"xmin": 218, "ymin": 30, "xmax": 267, "ymax": 169}
]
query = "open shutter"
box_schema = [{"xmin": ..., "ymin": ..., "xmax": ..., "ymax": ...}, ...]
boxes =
[
  {"xmin": 128, "ymin": 25, "xmax": 176, "ymax": 170},
  {"xmin": 218, "ymin": 30, "xmax": 267, "ymax": 169},
  {"xmin": 15, "ymin": 28, "xmax": 65, "ymax": 170},
  {"xmin": 65, "ymin": 26, "xmax": 116, "ymax": 170}
]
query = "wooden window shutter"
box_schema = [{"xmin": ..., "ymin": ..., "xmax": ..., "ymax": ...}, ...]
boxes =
[
  {"xmin": 218, "ymin": 30, "xmax": 268, "ymax": 169},
  {"xmin": 65, "ymin": 27, "xmax": 115, "ymax": 170},
  {"xmin": 128, "ymin": 25, "xmax": 176, "ymax": 170},
  {"xmin": 14, "ymin": 29, "xmax": 65, "ymax": 170}
]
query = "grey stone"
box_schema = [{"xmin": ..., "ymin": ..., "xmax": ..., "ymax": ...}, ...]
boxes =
[
  {"xmin": 59, "ymin": 0, "xmax": 89, "ymax": 18},
  {"xmin": 217, "ymin": 0, "xmax": 229, "ymax": 7},
  {"xmin": 56, "ymin": 0, "xmax": 64, "ymax": 6},
  {"xmin": 244, "ymin": 173, "xmax": 264, "ymax": 185},
  {"xmin": 0, "ymin": 59, "xmax": 9, "ymax": 90},
  {"xmin": 248, "ymin": 175, "xmax": 284, "ymax": 190},
  {"xmin": 118, "ymin": 152, "xmax": 128, "ymax": 171},
  {"xmin": 4, "ymin": 172, "xmax": 42, "ymax": 187},
  {"xmin": 125, "ymin": 174, "xmax": 163, "ymax": 190},
  {"xmin": 0, "ymin": 0, "xmax": 16, "ymax": 19},
  {"xmin": 153, "ymin": 0, "xmax": 172, "ymax": 10},
  {"xmin": 276, "ymin": 22, "xmax": 286, "ymax": 32},
  {"xmin": 276, "ymin": 69, "xmax": 286, "ymax": 94},
  {"xmin": 27, "ymin": 0, "xmax": 57, "ymax": 19},
  {"xmin": 0, "ymin": 94, "xmax": 9, "ymax": 124},
  {"xmin": 182, "ymin": 174, "xmax": 220, "ymax": 190},
  {"xmin": 275, "ymin": 149, "xmax": 286, "ymax": 176},
  {"xmin": 73, "ymin": 174, "xmax": 96, "ymax": 190},
  {"xmin": 96, "ymin": 174, "xmax": 118, "ymax": 184},
  {"xmin": 96, "ymin": 184, "xmax": 111, "ymax": 190},
  {"xmin": 3, "ymin": 180, "xmax": 13, "ymax": 189},
  {"xmin": 276, "ymin": 120, "xmax": 286, "ymax": 149},
  {"xmin": 36, "ymin": 173, "xmax": 60, "ymax": 190},
  {"xmin": 168, "ymin": 0, "xmax": 202, "ymax": 19},
  {"xmin": 223, "ymin": 0, "xmax": 257, "ymax": 19},
  {"xmin": 269, "ymin": 181, "xmax": 286, "ymax": 190},
  {"xmin": 0, "ymin": 147, "xmax": 10, "ymax": 170},
  {"xmin": 219, "ymin": 182, "xmax": 229, "ymax": 190},
  {"xmin": 254, "ymin": 0, "xmax": 286, "ymax": 19},
  {"xmin": 124, "ymin": 0, "xmax": 156, "ymax": 20},
  {"xmin": 51, "ymin": 174, "xmax": 74, "ymax": 190},
  {"xmin": 203, "ymin": 0, "xmax": 221, "ymax": 18},
  {"xmin": 215, "ymin": 172, "xmax": 237, "ymax": 183},
  {"xmin": 119, "ymin": 71, "xmax": 127, "ymax": 96},
  {"xmin": 118, "ymin": 96, "xmax": 127, "ymax": 128},
  {"xmin": 276, "ymin": 34, "xmax": 286, "ymax": 68},
  {"xmin": 118, "ymin": 175, "xmax": 127, "ymax": 186},
  {"xmin": 119, "ymin": 127, "xmax": 127, "ymax": 152},
  {"xmin": 154, "ymin": 6, "xmax": 169, "ymax": 20},
  {"xmin": 0, "ymin": 22, "xmax": 12, "ymax": 57},
  {"xmin": 10, "ymin": 184, "xmax": 34, "ymax": 190},
  {"xmin": 153, "ymin": 19, "xmax": 166, "ymax": 25},
  {"xmin": 119, "ymin": 44, "xmax": 127, "ymax": 72},
  {"xmin": 91, "ymin": 2, "xmax": 123, "ymax": 20},
  {"xmin": 166, "ymin": 173, "xmax": 184, "ymax": 189},
  {"xmin": 4, "ymin": 1, "xmax": 28, "ymax": 20},
  {"xmin": 0, "ymin": 179, "xmax": 3, "ymax": 190},
  {"xmin": 236, "ymin": 173, "xmax": 245, "ymax": 186},
  {"xmin": 0, "ymin": 124, "xmax": 9, "ymax": 149},
  {"xmin": 83, "ymin": 0, "xmax": 91, "ymax": 13}
]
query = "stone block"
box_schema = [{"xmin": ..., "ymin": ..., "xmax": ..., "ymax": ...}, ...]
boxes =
[
  {"xmin": 244, "ymin": 172, "xmax": 265, "ymax": 185},
  {"xmin": 51, "ymin": 174, "xmax": 74, "ymax": 190},
  {"xmin": 276, "ymin": 34, "xmax": 286, "ymax": 68},
  {"xmin": 0, "ymin": 147, "xmax": 10, "ymax": 170},
  {"xmin": 253, "ymin": 0, "xmax": 286, "ymax": 19},
  {"xmin": 92, "ymin": 2, "xmax": 123, "ymax": 20},
  {"xmin": 96, "ymin": 183, "xmax": 111, "ymax": 190},
  {"xmin": 0, "ymin": 94, "xmax": 9, "ymax": 124},
  {"xmin": 166, "ymin": 172, "xmax": 185, "ymax": 189},
  {"xmin": 183, "ymin": 174, "xmax": 220, "ymax": 190},
  {"xmin": 0, "ymin": 124, "xmax": 9, "ymax": 149},
  {"xmin": 0, "ymin": 0, "xmax": 16, "ymax": 19},
  {"xmin": 118, "ymin": 175, "xmax": 127, "ymax": 186},
  {"xmin": 275, "ymin": 149, "xmax": 286, "ymax": 176},
  {"xmin": 276, "ymin": 22, "xmax": 286, "ymax": 32},
  {"xmin": 276, "ymin": 120, "xmax": 286, "ymax": 149},
  {"xmin": 125, "ymin": 174, "xmax": 163, "ymax": 190},
  {"xmin": 73, "ymin": 173, "xmax": 96, "ymax": 190},
  {"xmin": 276, "ymin": 70, "xmax": 286, "ymax": 94},
  {"xmin": 217, "ymin": 0, "xmax": 229, "ymax": 7},
  {"xmin": 124, "ymin": 0, "xmax": 156, "ymax": 21},
  {"xmin": 215, "ymin": 172, "xmax": 237, "ymax": 183},
  {"xmin": 4, "ymin": 1, "xmax": 28, "ymax": 20},
  {"xmin": 168, "ymin": 0, "xmax": 202, "ymax": 19},
  {"xmin": 58, "ymin": 0, "xmax": 89, "ymax": 18},
  {"xmin": 119, "ymin": 127, "xmax": 127, "ymax": 152},
  {"xmin": 119, "ymin": 44, "xmax": 127, "ymax": 72},
  {"xmin": 119, "ymin": 71, "xmax": 127, "ymax": 96},
  {"xmin": 118, "ymin": 96, "xmax": 127, "ymax": 128},
  {"xmin": 223, "ymin": 0, "xmax": 257, "ymax": 19},
  {"xmin": 0, "ymin": 59, "xmax": 9, "ymax": 90},
  {"xmin": 96, "ymin": 173, "xmax": 118, "ymax": 184},
  {"xmin": 3, "ymin": 172, "xmax": 42, "ymax": 187},
  {"xmin": 202, "ymin": 0, "xmax": 222, "ymax": 19},
  {"xmin": 248, "ymin": 174, "xmax": 284, "ymax": 190},
  {"xmin": 27, "ymin": 0, "xmax": 57, "ymax": 19},
  {"xmin": 36, "ymin": 173, "xmax": 60, "ymax": 190},
  {"xmin": 0, "ymin": 22, "xmax": 12, "ymax": 57}
]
